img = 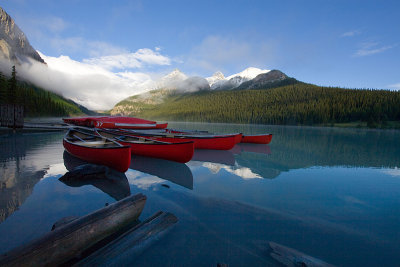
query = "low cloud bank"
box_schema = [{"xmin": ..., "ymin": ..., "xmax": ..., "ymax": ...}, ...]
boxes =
[{"xmin": 1, "ymin": 48, "xmax": 171, "ymax": 110}]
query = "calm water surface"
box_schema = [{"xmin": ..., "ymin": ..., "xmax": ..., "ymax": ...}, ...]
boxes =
[{"xmin": 0, "ymin": 123, "xmax": 399, "ymax": 266}]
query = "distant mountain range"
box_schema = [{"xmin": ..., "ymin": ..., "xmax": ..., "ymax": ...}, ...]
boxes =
[
  {"xmin": 111, "ymin": 67, "xmax": 299, "ymax": 115},
  {"xmin": 149, "ymin": 67, "xmax": 297, "ymax": 92}
]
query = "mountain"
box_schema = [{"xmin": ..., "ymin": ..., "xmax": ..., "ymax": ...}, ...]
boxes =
[
  {"xmin": 0, "ymin": 7, "xmax": 94, "ymax": 116},
  {"xmin": 206, "ymin": 71, "xmax": 225, "ymax": 87},
  {"xmin": 208, "ymin": 67, "xmax": 271, "ymax": 90},
  {"xmin": 236, "ymin": 70, "xmax": 299, "ymax": 90},
  {"xmin": 110, "ymin": 67, "xmax": 400, "ymax": 128},
  {"xmin": 0, "ymin": 7, "xmax": 45, "ymax": 64},
  {"xmin": 156, "ymin": 68, "xmax": 187, "ymax": 89},
  {"xmin": 111, "ymin": 67, "xmax": 296, "ymax": 115}
]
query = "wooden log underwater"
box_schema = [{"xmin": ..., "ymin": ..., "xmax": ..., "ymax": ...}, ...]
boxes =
[
  {"xmin": 0, "ymin": 193, "xmax": 147, "ymax": 267},
  {"xmin": 76, "ymin": 211, "xmax": 178, "ymax": 266},
  {"xmin": 269, "ymin": 241, "xmax": 335, "ymax": 267}
]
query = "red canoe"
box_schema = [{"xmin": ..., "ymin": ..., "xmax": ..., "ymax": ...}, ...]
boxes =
[
  {"xmin": 63, "ymin": 129, "xmax": 131, "ymax": 172},
  {"xmin": 156, "ymin": 128, "xmax": 242, "ymax": 144},
  {"xmin": 241, "ymin": 134, "xmax": 273, "ymax": 144},
  {"xmin": 63, "ymin": 116, "xmax": 167, "ymax": 129},
  {"xmin": 96, "ymin": 130, "xmax": 194, "ymax": 163},
  {"xmin": 118, "ymin": 130, "xmax": 241, "ymax": 150}
]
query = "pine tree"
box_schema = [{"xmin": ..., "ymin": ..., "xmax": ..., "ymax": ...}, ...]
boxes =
[{"xmin": 8, "ymin": 65, "xmax": 17, "ymax": 104}]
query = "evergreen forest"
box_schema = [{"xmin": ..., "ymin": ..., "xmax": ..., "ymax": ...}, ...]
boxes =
[
  {"xmin": 115, "ymin": 83, "xmax": 400, "ymax": 128},
  {"xmin": 0, "ymin": 66, "xmax": 87, "ymax": 117}
]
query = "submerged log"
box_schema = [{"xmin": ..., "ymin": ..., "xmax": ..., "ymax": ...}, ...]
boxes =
[
  {"xmin": 269, "ymin": 241, "xmax": 335, "ymax": 267},
  {"xmin": 76, "ymin": 211, "xmax": 178, "ymax": 266},
  {"xmin": 0, "ymin": 193, "xmax": 147, "ymax": 267}
]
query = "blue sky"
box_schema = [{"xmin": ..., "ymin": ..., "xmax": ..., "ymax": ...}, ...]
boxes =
[{"xmin": 2, "ymin": 0, "xmax": 400, "ymax": 109}]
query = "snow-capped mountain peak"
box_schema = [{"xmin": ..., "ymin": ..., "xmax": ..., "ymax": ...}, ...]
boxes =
[
  {"xmin": 208, "ymin": 67, "xmax": 271, "ymax": 89},
  {"xmin": 163, "ymin": 68, "xmax": 187, "ymax": 81},
  {"xmin": 156, "ymin": 68, "xmax": 188, "ymax": 89},
  {"xmin": 206, "ymin": 71, "xmax": 225, "ymax": 86},
  {"xmin": 226, "ymin": 67, "xmax": 270, "ymax": 80}
]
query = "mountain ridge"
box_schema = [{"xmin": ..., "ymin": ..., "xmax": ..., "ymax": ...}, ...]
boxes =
[
  {"xmin": 0, "ymin": 6, "xmax": 93, "ymax": 116},
  {"xmin": 111, "ymin": 67, "xmax": 298, "ymax": 115},
  {"xmin": 0, "ymin": 7, "xmax": 45, "ymax": 64}
]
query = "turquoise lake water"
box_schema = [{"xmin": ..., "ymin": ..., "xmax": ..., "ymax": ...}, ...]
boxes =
[{"xmin": 0, "ymin": 122, "xmax": 399, "ymax": 266}]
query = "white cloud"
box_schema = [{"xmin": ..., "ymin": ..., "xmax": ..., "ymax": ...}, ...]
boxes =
[
  {"xmin": 12, "ymin": 49, "xmax": 170, "ymax": 110},
  {"xmin": 388, "ymin": 83, "xmax": 400, "ymax": 91},
  {"xmin": 49, "ymin": 37, "xmax": 128, "ymax": 58},
  {"xmin": 44, "ymin": 16, "xmax": 68, "ymax": 33},
  {"xmin": 83, "ymin": 48, "xmax": 171, "ymax": 71},
  {"xmin": 341, "ymin": 30, "xmax": 360, "ymax": 37},
  {"xmin": 186, "ymin": 35, "xmax": 277, "ymax": 74},
  {"xmin": 354, "ymin": 42, "xmax": 396, "ymax": 57}
]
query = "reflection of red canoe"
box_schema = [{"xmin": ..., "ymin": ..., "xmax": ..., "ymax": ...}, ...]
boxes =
[
  {"xmin": 96, "ymin": 130, "xmax": 194, "ymax": 163},
  {"xmin": 118, "ymin": 130, "xmax": 240, "ymax": 150},
  {"xmin": 63, "ymin": 116, "xmax": 167, "ymax": 129},
  {"xmin": 241, "ymin": 134, "xmax": 272, "ymax": 144},
  {"xmin": 63, "ymin": 129, "xmax": 131, "ymax": 172}
]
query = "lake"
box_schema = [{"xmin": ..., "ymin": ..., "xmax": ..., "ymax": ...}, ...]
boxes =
[{"xmin": 1, "ymin": 122, "xmax": 399, "ymax": 266}]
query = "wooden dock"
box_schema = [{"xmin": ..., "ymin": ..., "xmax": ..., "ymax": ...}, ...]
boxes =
[{"xmin": 0, "ymin": 105, "xmax": 24, "ymax": 128}]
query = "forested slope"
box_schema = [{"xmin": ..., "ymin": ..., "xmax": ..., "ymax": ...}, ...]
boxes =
[
  {"xmin": 114, "ymin": 83, "xmax": 400, "ymax": 127},
  {"xmin": 0, "ymin": 69, "xmax": 91, "ymax": 117}
]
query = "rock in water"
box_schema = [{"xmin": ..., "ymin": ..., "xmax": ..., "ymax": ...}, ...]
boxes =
[{"xmin": 59, "ymin": 164, "xmax": 131, "ymax": 201}]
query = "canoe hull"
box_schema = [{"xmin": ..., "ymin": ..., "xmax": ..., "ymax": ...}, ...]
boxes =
[
  {"xmin": 241, "ymin": 134, "xmax": 272, "ymax": 144},
  {"xmin": 63, "ymin": 140, "xmax": 131, "ymax": 173},
  {"xmin": 118, "ymin": 140, "xmax": 194, "ymax": 163},
  {"xmin": 137, "ymin": 135, "xmax": 238, "ymax": 150},
  {"xmin": 63, "ymin": 116, "xmax": 167, "ymax": 129}
]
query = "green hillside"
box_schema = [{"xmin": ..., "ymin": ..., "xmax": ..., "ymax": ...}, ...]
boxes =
[
  {"xmin": 113, "ymin": 83, "xmax": 400, "ymax": 128},
  {"xmin": 0, "ymin": 68, "xmax": 92, "ymax": 117}
]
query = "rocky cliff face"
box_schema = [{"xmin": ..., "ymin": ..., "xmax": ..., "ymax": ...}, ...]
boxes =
[{"xmin": 0, "ymin": 7, "xmax": 45, "ymax": 64}]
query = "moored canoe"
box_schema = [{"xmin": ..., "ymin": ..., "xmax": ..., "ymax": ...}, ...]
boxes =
[
  {"xmin": 63, "ymin": 116, "xmax": 167, "ymax": 129},
  {"xmin": 63, "ymin": 129, "xmax": 131, "ymax": 172},
  {"xmin": 241, "ymin": 134, "xmax": 273, "ymax": 144},
  {"xmin": 96, "ymin": 129, "xmax": 194, "ymax": 163},
  {"xmin": 118, "ymin": 130, "xmax": 240, "ymax": 150}
]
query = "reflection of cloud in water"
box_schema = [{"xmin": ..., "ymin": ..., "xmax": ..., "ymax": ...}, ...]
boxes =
[
  {"xmin": 339, "ymin": 195, "xmax": 368, "ymax": 206},
  {"xmin": 224, "ymin": 166, "xmax": 262, "ymax": 179},
  {"xmin": 202, "ymin": 162, "xmax": 262, "ymax": 179},
  {"xmin": 127, "ymin": 173, "xmax": 163, "ymax": 190},
  {"xmin": 381, "ymin": 167, "xmax": 400, "ymax": 177},
  {"xmin": 42, "ymin": 163, "xmax": 67, "ymax": 179}
]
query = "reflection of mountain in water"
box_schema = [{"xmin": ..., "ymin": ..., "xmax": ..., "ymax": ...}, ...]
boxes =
[
  {"xmin": 234, "ymin": 128, "xmax": 399, "ymax": 179},
  {"xmin": 0, "ymin": 132, "xmax": 64, "ymax": 223},
  {"xmin": 173, "ymin": 123, "xmax": 400, "ymax": 180},
  {"xmin": 268, "ymin": 127, "xmax": 400, "ymax": 170},
  {"xmin": 61, "ymin": 151, "xmax": 131, "ymax": 201},
  {"xmin": 190, "ymin": 143, "xmax": 278, "ymax": 179},
  {"xmin": 130, "ymin": 155, "xmax": 193, "ymax": 190}
]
